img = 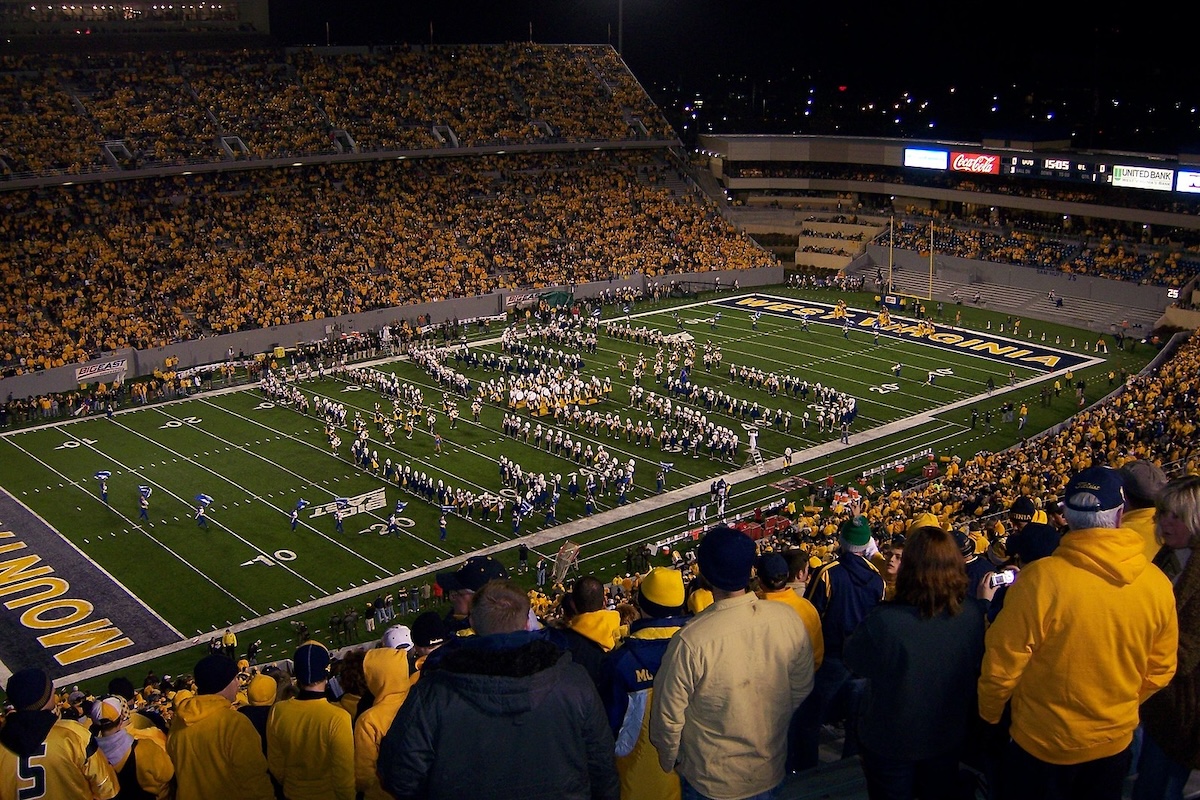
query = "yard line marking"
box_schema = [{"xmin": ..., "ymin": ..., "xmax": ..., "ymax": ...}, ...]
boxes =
[
  {"xmin": 101, "ymin": 418, "xmax": 329, "ymax": 594},
  {"xmin": 2, "ymin": 435, "xmax": 252, "ymax": 619},
  {"xmin": 191, "ymin": 399, "xmax": 458, "ymax": 559}
]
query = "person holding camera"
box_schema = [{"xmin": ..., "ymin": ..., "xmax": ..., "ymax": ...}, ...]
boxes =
[
  {"xmin": 978, "ymin": 521, "xmax": 1063, "ymax": 623},
  {"xmin": 978, "ymin": 466, "xmax": 1178, "ymax": 800}
]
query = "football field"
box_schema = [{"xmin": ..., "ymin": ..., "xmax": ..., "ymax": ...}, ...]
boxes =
[{"xmin": 0, "ymin": 289, "xmax": 1132, "ymax": 684}]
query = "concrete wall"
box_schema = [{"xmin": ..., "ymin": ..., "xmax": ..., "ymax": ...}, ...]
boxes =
[
  {"xmin": 0, "ymin": 267, "xmax": 786, "ymax": 399},
  {"xmin": 795, "ymin": 252, "xmax": 853, "ymax": 270}
]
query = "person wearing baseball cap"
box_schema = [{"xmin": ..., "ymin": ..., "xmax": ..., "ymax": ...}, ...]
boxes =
[
  {"xmin": 436, "ymin": 555, "xmax": 509, "ymax": 634},
  {"xmin": 267, "ymin": 641, "xmax": 354, "ymax": 800},
  {"xmin": 650, "ymin": 526, "xmax": 814, "ymax": 800},
  {"xmin": 1, "ymin": 668, "xmax": 119, "ymax": 800},
  {"xmin": 167, "ymin": 653, "xmax": 275, "ymax": 800},
  {"xmin": 381, "ymin": 624, "xmax": 413, "ymax": 651},
  {"xmin": 757, "ymin": 552, "xmax": 825, "ymax": 672},
  {"xmin": 90, "ymin": 694, "xmax": 176, "ymax": 799},
  {"xmin": 979, "ymin": 466, "xmax": 1177, "ymax": 796},
  {"xmin": 1119, "ymin": 459, "xmax": 1168, "ymax": 563}
]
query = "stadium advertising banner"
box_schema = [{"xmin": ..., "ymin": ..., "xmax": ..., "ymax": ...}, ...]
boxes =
[
  {"xmin": 0, "ymin": 490, "xmax": 178, "ymax": 679},
  {"xmin": 903, "ymin": 148, "xmax": 948, "ymax": 170},
  {"xmin": 1111, "ymin": 164, "xmax": 1175, "ymax": 192},
  {"xmin": 949, "ymin": 152, "xmax": 1000, "ymax": 175},
  {"xmin": 74, "ymin": 358, "xmax": 128, "ymax": 384},
  {"xmin": 714, "ymin": 294, "xmax": 1094, "ymax": 371}
]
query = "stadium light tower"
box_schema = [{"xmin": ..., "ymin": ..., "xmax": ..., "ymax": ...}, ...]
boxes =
[{"xmin": 618, "ymin": 0, "xmax": 623, "ymax": 54}]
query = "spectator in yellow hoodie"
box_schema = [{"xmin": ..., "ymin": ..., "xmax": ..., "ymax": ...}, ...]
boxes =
[
  {"xmin": 558, "ymin": 576, "xmax": 623, "ymax": 688},
  {"xmin": 354, "ymin": 647, "xmax": 411, "ymax": 800}
]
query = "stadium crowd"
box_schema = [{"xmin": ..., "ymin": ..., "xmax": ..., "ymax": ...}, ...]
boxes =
[
  {"xmin": 887, "ymin": 218, "xmax": 1197, "ymax": 288},
  {"xmin": 0, "ymin": 150, "xmax": 770, "ymax": 374},
  {"xmin": 5, "ymin": 447, "xmax": 1197, "ymax": 800},
  {"xmin": 0, "ymin": 43, "xmax": 670, "ymax": 175},
  {"xmin": 4, "ymin": 322, "xmax": 1199, "ymax": 799}
]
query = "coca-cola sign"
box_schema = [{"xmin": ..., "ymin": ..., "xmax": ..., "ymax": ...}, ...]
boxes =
[{"xmin": 950, "ymin": 152, "xmax": 1000, "ymax": 174}]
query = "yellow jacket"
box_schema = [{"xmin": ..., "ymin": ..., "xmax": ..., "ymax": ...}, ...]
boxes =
[
  {"xmin": 978, "ymin": 526, "xmax": 1177, "ymax": 765},
  {"xmin": 567, "ymin": 609, "xmax": 622, "ymax": 652},
  {"xmin": 761, "ymin": 588, "xmax": 825, "ymax": 670},
  {"xmin": 168, "ymin": 693, "xmax": 275, "ymax": 800},
  {"xmin": 267, "ymin": 692, "xmax": 354, "ymax": 800},
  {"xmin": 1123, "ymin": 505, "xmax": 1160, "ymax": 565},
  {"xmin": 353, "ymin": 648, "xmax": 411, "ymax": 800}
]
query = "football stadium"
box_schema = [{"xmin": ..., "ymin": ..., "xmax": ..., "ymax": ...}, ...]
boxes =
[{"xmin": 2, "ymin": 2, "xmax": 1199, "ymax": 797}]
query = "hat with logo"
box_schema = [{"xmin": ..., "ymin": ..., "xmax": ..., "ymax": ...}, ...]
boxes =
[
  {"xmin": 5, "ymin": 668, "xmax": 54, "ymax": 712},
  {"xmin": 636, "ymin": 566, "xmax": 686, "ymax": 617},
  {"xmin": 1008, "ymin": 496, "xmax": 1037, "ymax": 524},
  {"xmin": 382, "ymin": 625, "xmax": 413, "ymax": 650},
  {"xmin": 411, "ymin": 611, "xmax": 449, "ymax": 648},
  {"xmin": 697, "ymin": 525, "xmax": 757, "ymax": 592},
  {"xmin": 293, "ymin": 642, "xmax": 331, "ymax": 686},
  {"xmin": 1064, "ymin": 466, "xmax": 1126, "ymax": 512},
  {"xmin": 436, "ymin": 555, "xmax": 509, "ymax": 593}
]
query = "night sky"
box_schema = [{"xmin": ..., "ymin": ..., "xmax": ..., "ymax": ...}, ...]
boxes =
[{"xmin": 266, "ymin": 1, "xmax": 1197, "ymax": 151}]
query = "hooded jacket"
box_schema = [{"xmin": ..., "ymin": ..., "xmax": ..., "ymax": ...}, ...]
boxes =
[
  {"xmin": 562, "ymin": 608, "xmax": 623, "ymax": 686},
  {"xmin": 267, "ymin": 689, "xmax": 354, "ymax": 800},
  {"xmin": 354, "ymin": 648, "xmax": 411, "ymax": 800},
  {"xmin": 805, "ymin": 551, "xmax": 885, "ymax": 658},
  {"xmin": 166, "ymin": 693, "xmax": 275, "ymax": 800},
  {"xmin": 377, "ymin": 631, "xmax": 619, "ymax": 800},
  {"xmin": 1, "ymin": 710, "xmax": 118, "ymax": 800},
  {"xmin": 978, "ymin": 526, "xmax": 1177, "ymax": 765},
  {"xmin": 598, "ymin": 616, "xmax": 686, "ymax": 800}
]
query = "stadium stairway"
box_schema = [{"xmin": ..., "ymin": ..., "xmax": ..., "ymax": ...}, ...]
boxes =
[{"xmin": 881, "ymin": 268, "xmax": 1162, "ymax": 334}]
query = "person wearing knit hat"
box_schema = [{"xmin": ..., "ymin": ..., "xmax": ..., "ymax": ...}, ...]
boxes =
[
  {"xmin": 1, "ymin": 668, "xmax": 120, "ymax": 800},
  {"xmin": 696, "ymin": 524, "xmax": 758, "ymax": 591},
  {"xmin": 601, "ymin": 566, "xmax": 690, "ymax": 800},
  {"xmin": 267, "ymin": 641, "xmax": 354, "ymax": 800},
  {"xmin": 407, "ymin": 611, "xmax": 450, "ymax": 685},
  {"xmin": 90, "ymin": 693, "xmax": 176, "ymax": 799},
  {"xmin": 953, "ymin": 526, "xmax": 994, "ymax": 597},
  {"xmin": 1120, "ymin": 459, "xmax": 1169, "ymax": 563},
  {"xmin": 979, "ymin": 466, "xmax": 1177, "ymax": 796},
  {"xmin": 794, "ymin": 515, "xmax": 885, "ymax": 772},
  {"xmin": 650, "ymin": 527, "xmax": 814, "ymax": 800},
  {"xmin": 167, "ymin": 653, "xmax": 275, "ymax": 800},
  {"xmin": 238, "ymin": 673, "xmax": 278, "ymax": 760},
  {"xmin": 1008, "ymin": 496, "xmax": 1037, "ymax": 534}
]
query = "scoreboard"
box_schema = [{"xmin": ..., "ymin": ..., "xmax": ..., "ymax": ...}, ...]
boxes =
[
  {"xmin": 903, "ymin": 145, "xmax": 1192, "ymax": 195},
  {"xmin": 1002, "ymin": 155, "xmax": 1107, "ymax": 183}
]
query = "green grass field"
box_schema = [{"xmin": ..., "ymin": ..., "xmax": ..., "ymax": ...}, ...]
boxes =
[{"xmin": 0, "ymin": 287, "xmax": 1152, "ymax": 688}]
